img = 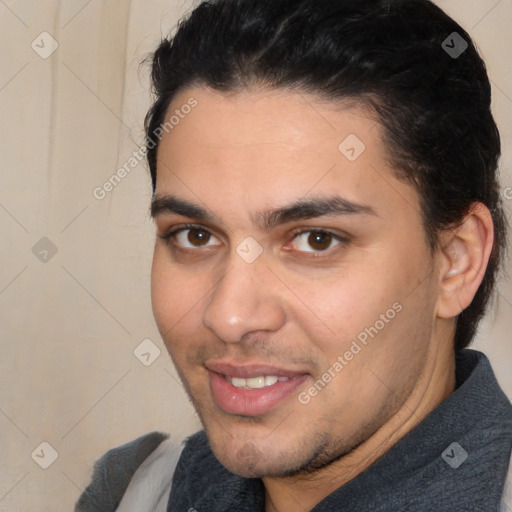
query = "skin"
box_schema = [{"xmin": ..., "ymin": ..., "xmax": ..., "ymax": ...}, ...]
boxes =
[{"xmin": 150, "ymin": 87, "xmax": 494, "ymax": 511}]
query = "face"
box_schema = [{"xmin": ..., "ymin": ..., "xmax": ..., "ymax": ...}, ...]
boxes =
[{"xmin": 151, "ymin": 86, "xmax": 442, "ymax": 478}]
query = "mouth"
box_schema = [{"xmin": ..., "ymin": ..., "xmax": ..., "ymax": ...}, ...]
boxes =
[
  {"xmin": 226, "ymin": 374, "xmax": 295, "ymax": 389},
  {"xmin": 205, "ymin": 361, "xmax": 310, "ymax": 416}
]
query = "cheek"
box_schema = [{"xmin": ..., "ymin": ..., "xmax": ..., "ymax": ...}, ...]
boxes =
[
  {"xmin": 296, "ymin": 286, "xmax": 432, "ymax": 432},
  {"xmin": 151, "ymin": 247, "xmax": 198, "ymax": 337},
  {"xmin": 289, "ymin": 268, "xmax": 395, "ymax": 352},
  {"xmin": 293, "ymin": 247, "xmax": 430, "ymax": 371},
  {"xmin": 150, "ymin": 247, "xmax": 221, "ymax": 374},
  {"xmin": 151, "ymin": 250, "xmax": 173, "ymax": 329}
]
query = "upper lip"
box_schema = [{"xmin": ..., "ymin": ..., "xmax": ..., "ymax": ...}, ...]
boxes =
[{"xmin": 205, "ymin": 360, "xmax": 309, "ymax": 379}]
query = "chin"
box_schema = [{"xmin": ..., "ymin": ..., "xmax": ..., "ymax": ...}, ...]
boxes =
[
  {"xmin": 218, "ymin": 452, "xmax": 306, "ymax": 479},
  {"xmin": 203, "ymin": 427, "xmax": 298, "ymax": 477},
  {"xmin": 204, "ymin": 424, "xmax": 329, "ymax": 478}
]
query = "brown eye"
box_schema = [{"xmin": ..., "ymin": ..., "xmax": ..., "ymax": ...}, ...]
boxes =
[
  {"xmin": 291, "ymin": 230, "xmax": 344, "ymax": 253},
  {"xmin": 307, "ymin": 231, "xmax": 332, "ymax": 251},
  {"xmin": 187, "ymin": 228, "xmax": 210, "ymax": 246},
  {"xmin": 172, "ymin": 228, "xmax": 221, "ymax": 249}
]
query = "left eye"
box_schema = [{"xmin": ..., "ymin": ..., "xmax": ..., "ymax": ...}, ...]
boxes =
[{"xmin": 291, "ymin": 230, "xmax": 344, "ymax": 253}]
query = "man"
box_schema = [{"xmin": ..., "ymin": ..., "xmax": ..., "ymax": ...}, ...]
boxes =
[{"xmin": 76, "ymin": 0, "xmax": 512, "ymax": 510}]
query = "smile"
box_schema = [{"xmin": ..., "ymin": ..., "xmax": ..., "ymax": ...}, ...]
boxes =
[
  {"xmin": 205, "ymin": 362, "xmax": 309, "ymax": 416},
  {"xmin": 226, "ymin": 375, "xmax": 296, "ymax": 389}
]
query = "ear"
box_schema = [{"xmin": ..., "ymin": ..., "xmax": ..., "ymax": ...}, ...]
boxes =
[{"xmin": 436, "ymin": 202, "xmax": 494, "ymax": 319}]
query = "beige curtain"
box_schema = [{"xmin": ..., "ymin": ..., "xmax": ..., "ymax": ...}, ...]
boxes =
[{"xmin": 0, "ymin": 0, "xmax": 510, "ymax": 509}]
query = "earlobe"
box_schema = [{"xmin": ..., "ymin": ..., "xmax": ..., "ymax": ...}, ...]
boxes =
[{"xmin": 436, "ymin": 203, "xmax": 494, "ymax": 319}]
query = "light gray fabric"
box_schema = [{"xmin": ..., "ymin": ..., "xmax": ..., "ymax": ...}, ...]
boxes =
[
  {"xmin": 500, "ymin": 453, "xmax": 512, "ymax": 512},
  {"xmin": 75, "ymin": 431, "xmax": 169, "ymax": 512},
  {"xmin": 116, "ymin": 438, "xmax": 183, "ymax": 512}
]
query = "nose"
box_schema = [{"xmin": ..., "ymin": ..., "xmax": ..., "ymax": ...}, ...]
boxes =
[{"xmin": 202, "ymin": 253, "xmax": 286, "ymax": 344}]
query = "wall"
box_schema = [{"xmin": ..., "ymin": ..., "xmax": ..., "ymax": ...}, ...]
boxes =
[{"xmin": 0, "ymin": 1, "xmax": 510, "ymax": 509}]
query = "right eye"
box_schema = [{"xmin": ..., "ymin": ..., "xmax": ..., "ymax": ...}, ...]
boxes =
[{"xmin": 159, "ymin": 225, "xmax": 222, "ymax": 250}]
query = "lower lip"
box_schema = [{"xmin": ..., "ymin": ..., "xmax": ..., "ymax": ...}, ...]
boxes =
[{"xmin": 208, "ymin": 371, "xmax": 308, "ymax": 416}]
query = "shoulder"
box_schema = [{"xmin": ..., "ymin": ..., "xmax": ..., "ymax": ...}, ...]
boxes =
[
  {"xmin": 500, "ymin": 451, "xmax": 512, "ymax": 512},
  {"xmin": 74, "ymin": 431, "xmax": 170, "ymax": 512}
]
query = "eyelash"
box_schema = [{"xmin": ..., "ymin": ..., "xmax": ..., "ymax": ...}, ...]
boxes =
[
  {"xmin": 158, "ymin": 223, "xmax": 350, "ymax": 257},
  {"xmin": 159, "ymin": 224, "xmax": 204, "ymax": 241}
]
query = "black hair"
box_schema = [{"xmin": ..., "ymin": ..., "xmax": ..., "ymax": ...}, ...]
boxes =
[{"xmin": 144, "ymin": 0, "xmax": 507, "ymax": 350}]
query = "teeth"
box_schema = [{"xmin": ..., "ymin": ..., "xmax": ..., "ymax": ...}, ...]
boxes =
[
  {"xmin": 228, "ymin": 375, "xmax": 284, "ymax": 389},
  {"xmin": 231, "ymin": 377, "xmax": 247, "ymax": 388},
  {"xmin": 265, "ymin": 376, "xmax": 279, "ymax": 386},
  {"xmin": 247, "ymin": 376, "xmax": 265, "ymax": 388}
]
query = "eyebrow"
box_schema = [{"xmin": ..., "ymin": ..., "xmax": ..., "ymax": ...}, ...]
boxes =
[
  {"xmin": 151, "ymin": 195, "xmax": 222, "ymax": 223},
  {"xmin": 150, "ymin": 194, "xmax": 377, "ymax": 229},
  {"xmin": 256, "ymin": 195, "xmax": 377, "ymax": 229}
]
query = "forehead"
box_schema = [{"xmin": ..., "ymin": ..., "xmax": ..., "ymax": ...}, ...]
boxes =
[
  {"xmin": 154, "ymin": 86, "xmax": 421, "ymax": 228},
  {"xmin": 158, "ymin": 87, "xmax": 378, "ymax": 166}
]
